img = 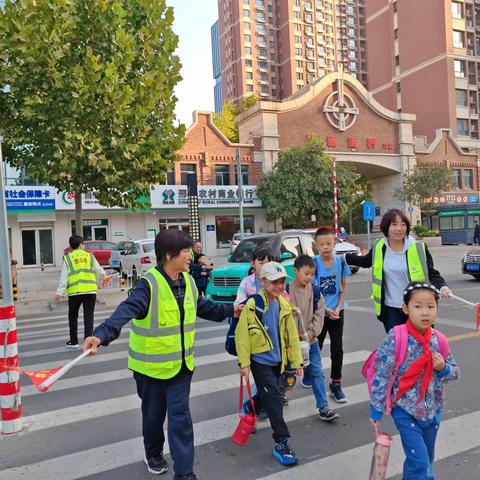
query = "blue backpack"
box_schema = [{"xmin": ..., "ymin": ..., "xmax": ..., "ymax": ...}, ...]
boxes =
[
  {"xmin": 225, "ymin": 294, "xmax": 266, "ymax": 357},
  {"xmin": 225, "ymin": 286, "xmax": 322, "ymax": 356}
]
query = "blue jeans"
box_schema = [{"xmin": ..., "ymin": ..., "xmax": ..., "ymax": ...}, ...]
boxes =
[
  {"xmin": 392, "ymin": 407, "xmax": 440, "ymax": 480},
  {"xmin": 303, "ymin": 341, "xmax": 328, "ymax": 410}
]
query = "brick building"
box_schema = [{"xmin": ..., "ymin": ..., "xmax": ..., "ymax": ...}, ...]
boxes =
[{"xmin": 155, "ymin": 111, "xmax": 267, "ymax": 255}]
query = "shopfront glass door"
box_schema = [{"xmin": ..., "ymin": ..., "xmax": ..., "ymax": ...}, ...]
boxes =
[
  {"xmin": 93, "ymin": 226, "xmax": 107, "ymax": 241},
  {"xmin": 21, "ymin": 228, "xmax": 54, "ymax": 266}
]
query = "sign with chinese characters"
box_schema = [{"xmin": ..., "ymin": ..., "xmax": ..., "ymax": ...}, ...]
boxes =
[
  {"xmin": 363, "ymin": 202, "xmax": 375, "ymax": 222},
  {"xmin": 55, "ymin": 191, "xmax": 123, "ymax": 210},
  {"xmin": 4, "ymin": 186, "xmax": 56, "ymax": 211},
  {"xmin": 150, "ymin": 185, "xmax": 262, "ymax": 209},
  {"xmin": 433, "ymin": 193, "xmax": 480, "ymax": 206}
]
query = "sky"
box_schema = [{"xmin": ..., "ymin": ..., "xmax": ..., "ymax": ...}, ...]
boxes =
[{"xmin": 166, "ymin": 0, "xmax": 218, "ymax": 128}]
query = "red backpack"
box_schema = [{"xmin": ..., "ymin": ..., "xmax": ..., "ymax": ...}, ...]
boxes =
[{"xmin": 362, "ymin": 324, "xmax": 449, "ymax": 415}]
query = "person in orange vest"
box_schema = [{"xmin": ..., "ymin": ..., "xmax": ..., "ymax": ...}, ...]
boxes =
[{"xmin": 54, "ymin": 235, "xmax": 105, "ymax": 349}]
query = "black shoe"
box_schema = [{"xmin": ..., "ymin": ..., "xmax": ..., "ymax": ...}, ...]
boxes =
[
  {"xmin": 281, "ymin": 394, "xmax": 289, "ymax": 406},
  {"xmin": 318, "ymin": 407, "xmax": 341, "ymax": 422},
  {"xmin": 144, "ymin": 454, "xmax": 168, "ymax": 475},
  {"xmin": 174, "ymin": 475, "xmax": 198, "ymax": 480},
  {"xmin": 66, "ymin": 341, "xmax": 79, "ymax": 349}
]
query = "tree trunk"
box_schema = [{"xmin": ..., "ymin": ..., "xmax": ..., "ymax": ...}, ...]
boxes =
[
  {"xmin": 74, "ymin": 191, "xmax": 83, "ymax": 237},
  {"xmin": 349, "ymin": 208, "xmax": 353, "ymax": 234}
]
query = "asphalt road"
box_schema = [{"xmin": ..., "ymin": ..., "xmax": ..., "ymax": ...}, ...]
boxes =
[{"xmin": 1, "ymin": 273, "xmax": 480, "ymax": 480}]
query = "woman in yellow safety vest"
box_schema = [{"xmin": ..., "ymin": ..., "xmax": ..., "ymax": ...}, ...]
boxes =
[
  {"xmin": 83, "ymin": 229, "xmax": 243, "ymax": 480},
  {"xmin": 346, "ymin": 209, "xmax": 451, "ymax": 332}
]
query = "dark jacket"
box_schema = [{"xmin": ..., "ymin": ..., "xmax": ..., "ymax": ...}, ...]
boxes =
[{"xmin": 346, "ymin": 240, "xmax": 447, "ymax": 319}]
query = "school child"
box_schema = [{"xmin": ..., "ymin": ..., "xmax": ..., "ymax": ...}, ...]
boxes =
[
  {"xmin": 313, "ymin": 227, "xmax": 351, "ymax": 403},
  {"xmin": 370, "ymin": 282, "xmax": 460, "ymax": 480},
  {"xmin": 288, "ymin": 254, "xmax": 340, "ymax": 421},
  {"xmin": 234, "ymin": 247, "xmax": 272, "ymax": 304},
  {"xmin": 193, "ymin": 254, "xmax": 210, "ymax": 297},
  {"xmin": 235, "ymin": 262, "xmax": 303, "ymax": 466}
]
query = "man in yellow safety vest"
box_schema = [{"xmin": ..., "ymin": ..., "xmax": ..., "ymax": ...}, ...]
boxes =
[{"xmin": 54, "ymin": 235, "xmax": 105, "ymax": 349}]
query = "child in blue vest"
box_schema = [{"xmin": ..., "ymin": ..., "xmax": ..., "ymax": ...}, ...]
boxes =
[
  {"xmin": 370, "ymin": 282, "xmax": 460, "ymax": 480},
  {"xmin": 312, "ymin": 227, "xmax": 350, "ymax": 403}
]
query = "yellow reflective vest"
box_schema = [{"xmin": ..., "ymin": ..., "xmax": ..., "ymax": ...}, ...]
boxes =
[
  {"xmin": 371, "ymin": 238, "xmax": 428, "ymax": 316},
  {"xmin": 64, "ymin": 249, "xmax": 98, "ymax": 295},
  {"xmin": 128, "ymin": 267, "xmax": 198, "ymax": 380}
]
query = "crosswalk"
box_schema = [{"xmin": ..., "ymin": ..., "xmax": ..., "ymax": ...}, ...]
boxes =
[{"xmin": 0, "ymin": 306, "xmax": 478, "ymax": 479}]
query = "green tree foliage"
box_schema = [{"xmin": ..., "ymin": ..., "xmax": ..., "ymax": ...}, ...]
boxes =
[
  {"xmin": 0, "ymin": 0, "xmax": 185, "ymax": 228},
  {"xmin": 257, "ymin": 136, "xmax": 360, "ymax": 227},
  {"xmin": 212, "ymin": 100, "xmax": 239, "ymax": 143},
  {"xmin": 240, "ymin": 94, "xmax": 258, "ymax": 111},
  {"xmin": 395, "ymin": 163, "xmax": 453, "ymax": 228}
]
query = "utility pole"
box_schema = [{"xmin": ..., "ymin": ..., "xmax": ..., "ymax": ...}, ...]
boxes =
[
  {"xmin": 0, "ymin": 138, "xmax": 22, "ymax": 434},
  {"xmin": 236, "ymin": 147, "xmax": 245, "ymax": 239}
]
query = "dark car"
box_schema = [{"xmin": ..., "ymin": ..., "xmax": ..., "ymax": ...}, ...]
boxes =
[
  {"xmin": 63, "ymin": 240, "xmax": 117, "ymax": 267},
  {"xmin": 461, "ymin": 248, "xmax": 480, "ymax": 279}
]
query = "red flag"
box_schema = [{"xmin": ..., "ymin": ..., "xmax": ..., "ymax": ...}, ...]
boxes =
[
  {"xmin": 0, "ymin": 362, "xmax": 61, "ymax": 392},
  {"xmin": 101, "ymin": 273, "xmax": 119, "ymax": 288},
  {"xmin": 476, "ymin": 304, "xmax": 480, "ymax": 331}
]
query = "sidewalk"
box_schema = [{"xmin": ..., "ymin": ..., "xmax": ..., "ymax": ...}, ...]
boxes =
[
  {"xmin": 1, "ymin": 246, "xmax": 469, "ymax": 316},
  {"xmin": 5, "ymin": 255, "xmax": 229, "ymax": 316}
]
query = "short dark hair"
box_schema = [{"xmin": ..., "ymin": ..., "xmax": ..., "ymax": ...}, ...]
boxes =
[
  {"xmin": 380, "ymin": 209, "xmax": 410, "ymax": 237},
  {"xmin": 315, "ymin": 227, "xmax": 334, "ymax": 238},
  {"xmin": 252, "ymin": 247, "xmax": 272, "ymax": 262},
  {"xmin": 403, "ymin": 281, "xmax": 439, "ymax": 305},
  {"xmin": 155, "ymin": 229, "xmax": 194, "ymax": 264},
  {"xmin": 294, "ymin": 254, "xmax": 315, "ymax": 270},
  {"xmin": 198, "ymin": 254, "xmax": 206, "ymax": 260},
  {"xmin": 69, "ymin": 235, "xmax": 84, "ymax": 249}
]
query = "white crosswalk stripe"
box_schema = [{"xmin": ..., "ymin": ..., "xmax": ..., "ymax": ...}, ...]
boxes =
[{"xmin": 0, "ymin": 307, "xmax": 475, "ymax": 480}]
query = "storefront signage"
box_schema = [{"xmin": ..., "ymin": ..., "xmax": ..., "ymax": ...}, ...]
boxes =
[
  {"xmin": 433, "ymin": 193, "xmax": 479, "ymax": 206},
  {"xmin": 4, "ymin": 186, "xmax": 56, "ymax": 211},
  {"xmin": 56, "ymin": 191, "xmax": 123, "ymax": 211},
  {"xmin": 150, "ymin": 185, "xmax": 262, "ymax": 209},
  {"xmin": 438, "ymin": 209, "xmax": 480, "ymax": 217},
  {"xmin": 206, "ymin": 224, "xmax": 215, "ymax": 232},
  {"xmin": 113, "ymin": 231, "xmax": 125, "ymax": 237}
]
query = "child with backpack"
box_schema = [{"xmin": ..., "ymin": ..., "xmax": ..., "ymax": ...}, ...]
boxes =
[
  {"xmin": 288, "ymin": 255, "xmax": 340, "ymax": 422},
  {"xmin": 313, "ymin": 227, "xmax": 351, "ymax": 403},
  {"xmin": 369, "ymin": 282, "xmax": 460, "ymax": 480},
  {"xmin": 235, "ymin": 247, "xmax": 272, "ymax": 304},
  {"xmin": 235, "ymin": 262, "xmax": 303, "ymax": 466}
]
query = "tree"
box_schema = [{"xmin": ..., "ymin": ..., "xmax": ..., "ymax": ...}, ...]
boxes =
[
  {"xmin": 0, "ymin": 0, "xmax": 185, "ymax": 231},
  {"xmin": 212, "ymin": 100, "xmax": 239, "ymax": 143},
  {"xmin": 257, "ymin": 136, "xmax": 360, "ymax": 227},
  {"xmin": 395, "ymin": 163, "xmax": 453, "ymax": 228},
  {"xmin": 240, "ymin": 94, "xmax": 258, "ymax": 111}
]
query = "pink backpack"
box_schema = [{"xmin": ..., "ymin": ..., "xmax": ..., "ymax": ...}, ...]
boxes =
[{"xmin": 362, "ymin": 324, "xmax": 449, "ymax": 414}]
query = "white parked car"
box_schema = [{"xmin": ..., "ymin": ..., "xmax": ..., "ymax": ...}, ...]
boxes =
[
  {"xmin": 230, "ymin": 232, "xmax": 254, "ymax": 253},
  {"xmin": 109, "ymin": 239, "xmax": 156, "ymax": 278}
]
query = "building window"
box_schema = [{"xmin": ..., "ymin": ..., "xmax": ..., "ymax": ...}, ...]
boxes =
[
  {"xmin": 235, "ymin": 165, "xmax": 249, "ymax": 185},
  {"xmin": 215, "ymin": 215, "xmax": 255, "ymax": 248},
  {"xmin": 244, "ymin": 34, "xmax": 251, "ymax": 43},
  {"xmin": 246, "ymin": 84, "xmax": 254, "ymax": 91},
  {"xmin": 243, "ymin": 9, "xmax": 250, "ymax": 18},
  {"xmin": 180, "ymin": 164, "xmax": 196, "ymax": 184},
  {"xmin": 245, "ymin": 47, "xmax": 252, "ymax": 55},
  {"xmin": 246, "ymin": 71, "xmax": 253, "ymax": 79},
  {"xmin": 215, "ymin": 165, "xmax": 230, "ymax": 185},
  {"xmin": 456, "ymin": 89, "xmax": 468, "ymax": 106},
  {"xmin": 457, "ymin": 118, "xmax": 469, "ymax": 136},
  {"xmin": 453, "ymin": 169, "xmax": 462, "ymax": 189},
  {"xmin": 244, "ymin": 22, "xmax": 251, "ymax": 30},
  {"xmin": 260, "ymin": 85, "xmax": 269, "ymax": 94},
  {"xmin": 245, "ymin": 59, "xmax": 252, "ymax": 67},
  {"xmin": 453, "ymin": 30, "xmax": 464, "ymax": 49},
  {"xmin": 464, "ymin": 169, "xmax": 474, "ymax": 189},
  {"xmin": 454, "ymin": 59, "xmax": 466, "ymax": 77},
  {"xmin": 451, "ymin": 2, "xmax": 463, "ymax": 19}
]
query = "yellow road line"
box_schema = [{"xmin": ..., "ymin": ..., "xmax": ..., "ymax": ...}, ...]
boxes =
[{"xmin": 448, "ymin": 331, "xmax": 480, "ymax": 343}]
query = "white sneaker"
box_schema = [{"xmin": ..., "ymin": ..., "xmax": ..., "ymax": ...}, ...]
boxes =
[
  {"xmin": 66, "ymin": 341, "xmax": 79, "ymax": 349},
  {"xmin": 301, "ymin": 379, "xmax": 312, "ymax": 389}
]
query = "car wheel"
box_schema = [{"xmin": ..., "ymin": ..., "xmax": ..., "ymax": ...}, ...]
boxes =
[
  {"xmin": 473, "ymin": 274, "xmax": 480, "ymax": 280},
  {"xmin": 350, "ymin": 267, "xmax": 359, "ymax": 274}
]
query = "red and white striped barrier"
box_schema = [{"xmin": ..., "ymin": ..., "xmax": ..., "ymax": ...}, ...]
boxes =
[{"xmin": 0, "ymin": 305, "xmax": 22, "ymax": 434}]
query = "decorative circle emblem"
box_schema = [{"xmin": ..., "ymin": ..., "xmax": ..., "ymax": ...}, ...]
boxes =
[{"xmin": 323, "ymin": 90, "xmax": 359, "ymax": 132}]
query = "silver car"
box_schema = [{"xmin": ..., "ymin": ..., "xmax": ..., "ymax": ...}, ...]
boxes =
[{"xmin": 109, "ymin": 239, "xmax": 156, "ymax": 278}]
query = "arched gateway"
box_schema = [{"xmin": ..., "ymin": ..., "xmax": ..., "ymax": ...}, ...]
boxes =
[{"xmin": 236, "ymin": 68, "xmax": 420, "ymax": 224}]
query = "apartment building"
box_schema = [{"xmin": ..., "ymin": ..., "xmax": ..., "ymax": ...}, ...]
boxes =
[{"xmin": 212, "ymin": 0, "xmax": 367, "ymax": 109}]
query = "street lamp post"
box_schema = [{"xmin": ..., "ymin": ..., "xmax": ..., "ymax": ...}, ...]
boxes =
[{"xmin": 0, "ymin": 138, "xmax": 22, "ymax": 434}]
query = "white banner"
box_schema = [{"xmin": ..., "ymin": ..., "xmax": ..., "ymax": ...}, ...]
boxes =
[{"xmin": 150, "ymin": 185, "xmax": 261, "ymax": 209}]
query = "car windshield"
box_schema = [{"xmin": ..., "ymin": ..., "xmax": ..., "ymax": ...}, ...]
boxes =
[
  {"xmin": 114, "ymin": 241, "xmax": 133, "ymax": 251},
  {"xmin": 230, "ymin": 236, "xmax": 275, "ymax": 263},
  {"xmin": 142, "ymin": 242, "xmax": 155, "ymax": 253}
]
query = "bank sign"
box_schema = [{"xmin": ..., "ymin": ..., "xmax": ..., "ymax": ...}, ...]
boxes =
[
  {"xmin": 150, "ymin": 185, "xmax": 261, "ymax": 209},
  {"xmin": 5, "ymin": 186, "xmax": 56, "ymax": 211},
  {"xmin": 55, "ymin": 191, "xmax": 123, "ymax": 210}
]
